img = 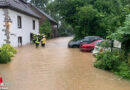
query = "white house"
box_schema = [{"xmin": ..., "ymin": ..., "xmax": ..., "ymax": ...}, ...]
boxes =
[{"xmin": 0, "ymin": 0, "xmax": 40, "ymax": 47}]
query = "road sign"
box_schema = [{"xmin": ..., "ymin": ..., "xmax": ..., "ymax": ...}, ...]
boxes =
[{"xmin": 113, "ymin": 40, "xmax": 121, "ymax": 48}]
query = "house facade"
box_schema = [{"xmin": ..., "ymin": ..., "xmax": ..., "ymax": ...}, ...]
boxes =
[
  {"xmin": 0, "ymin": 0, "xmax": 39, "ymax": 47},
  {"xmin": 29, "ymin": 4, "xmax": 59, "ymax": 38}
]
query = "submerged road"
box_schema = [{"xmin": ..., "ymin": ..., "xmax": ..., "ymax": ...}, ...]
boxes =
[{"xmin": 0, "ymin": 37, "xmax": 130, "ymax": 90}]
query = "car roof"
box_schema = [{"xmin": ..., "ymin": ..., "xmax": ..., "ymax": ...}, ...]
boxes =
[
  {"xmin": 83, "ymin": 36, "xmax": 102, "ymax": 41},
  {"xmin": 84, "ymin": 36, "xmax": 101, "ymax": 39}
]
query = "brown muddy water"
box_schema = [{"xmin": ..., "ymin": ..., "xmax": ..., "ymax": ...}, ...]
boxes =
[{"xmin": 0, "ymin": 37, "xmax": 130, "ymax": 90}]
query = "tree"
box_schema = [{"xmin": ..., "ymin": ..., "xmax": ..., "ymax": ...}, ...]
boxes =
[
  {"xmin": 47, "ymin": 0, "xmax": 130, "ymax": 41},
  {"xmin": 75, "ymin": 5, "xmax": 100, "ymax": 39},
  {"xmin": 40, "ymin": 19, "xmax": 52, "ymax": 38},
  {"xmin": 58, "ymin": 21, "xmax": 73, "ymax": 36},
  {"xmin": 110, "ymin": 14, "xmax": 130, "ymax": 52},
  {"xmin": 30, "ymin": 0, "xmax": 49, "ymax": 11},
  {"xmin": 109, "ymin": 14, "xmax": 130, "ymax": 63},
  {"xmin": 47, "ymin": 0, "xmax": 128, "ymax": 40}
]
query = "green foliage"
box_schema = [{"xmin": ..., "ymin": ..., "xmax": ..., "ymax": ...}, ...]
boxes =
[
  {"xmin": 47, "ymin": 0, "xmax": 129, "ymax": 40},
  {"xmin": 0, "ymin": 44, "xmax": 17, "ymax": 64},
  {"xmin": 117, "ymin": 62, "xmax": 130, "ymax": 79},
  {"xmin": 110, "ymin": 14, "xmax": 130, "ymax": 60},
  {"xmin": 47, "ymin": 0, "xmax": 130, "ymax": 67},
  {"xmin": 99, "ymin": 40, "xmax": 111, "ymax": 48},
  {"xmin": 59, "ymin": 21, "xmax": 73, "ymax": 37},
  {"xmin": 30, "ymin": 0, "xmax": 49, "ymax": 11},
  {"xmin": 2, "ymin": 44, "xmax": 17, "ymax": 55},
  {"xmin": 40, "ymin": 19, "xmax": 52, "ymax": 39},
  {"xmin": 110, "ymin": 14, "xmax": 130, "ymax": 42},
  {"xmin": 94, "ymin": 51, "xmax": 121, "ymax": 71},
  {"xmin": 112, "ymin": 49, "xmax": 126, "ymax": 61},
  {"xmin": 128, "ymin": 54, "xmax": 130, "ymax": 65},
  {"xmin": 94, "ymin": 49, "xmax": 130, "ymax": 79},
  {"xmin": 74, "ymin": 5, "xmax": 101, "ymax": 39},
  {"xmin": 0, "ymin": 49, "xmax": 11, "ymax": 64}
]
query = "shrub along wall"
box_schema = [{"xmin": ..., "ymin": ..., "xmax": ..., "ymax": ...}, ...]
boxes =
[
  {"xmin": 94, "ymin": 50, "xmax": 130, "ymax": 79},
  {"xmin": 0, "ymin": 44, "xmax": 17, "ymax": 64}
]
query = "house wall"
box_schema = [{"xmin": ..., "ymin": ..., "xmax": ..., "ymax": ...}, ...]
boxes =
[
  {"xmin": 0, "ymin": 9, "xmax": 6, "ymax": 46},
  {"xmin": 29, "ymin": 5, "xmax": 58, "ymax": 38},
  {"xmin": 0, "ymin": 9, "xmax": 39, "ymax": 47}
]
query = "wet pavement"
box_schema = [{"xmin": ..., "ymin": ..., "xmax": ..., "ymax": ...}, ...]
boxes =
[{"xmin": 0, "ymin": 37, "xmax": 130, "ymax": 90}]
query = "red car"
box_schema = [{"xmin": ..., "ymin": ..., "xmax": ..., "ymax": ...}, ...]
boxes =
[{"xmin": 80, "ymin": 39, "xmax": 104, "ymax": 51}]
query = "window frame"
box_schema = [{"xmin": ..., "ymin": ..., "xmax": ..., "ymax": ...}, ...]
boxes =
[
  {"xmin": 17, "ymin": 16, "xmax": 22, "ymax": 28},
  {"xmin": 33, "ymin": 20, "xmax": 35, "ymax": 30}
]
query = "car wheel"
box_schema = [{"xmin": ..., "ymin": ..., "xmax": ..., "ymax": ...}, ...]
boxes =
[{"xmin": 72, "ymin": 45, "xmax": 78, "ymax": 48}]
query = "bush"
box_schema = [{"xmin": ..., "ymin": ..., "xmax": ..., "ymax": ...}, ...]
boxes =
[
  {"xmin": 117, "ymin": 62, "xmax": 130, "ymax": 79},
  {"xmin": 112, "ymin": 49, "xmax": 126, "ymax": 61},
  {"xmin": 99, "ymin": 40, "xmax": 111, "ymax": 49},
  {"xmin": 0, "ymin": 44, "xmax": 17, "ymax": 64},
  {"xmin": 94, "ymin": 49, "xmax": 130, "ymax": 79},
  {"xmin": 128, "ymin": 54, "xmax": 130, "ymax": 65},
  {"xmin": 0, "ymin": 49, "xmax": 11, "ymax": 64},
  {"xmin": 94, "ymin": 51, "xmax": 121, "ymax": 71},
  {"xmin": 2, "ymin": 44, "xmax": 17, "ymax": 54}
]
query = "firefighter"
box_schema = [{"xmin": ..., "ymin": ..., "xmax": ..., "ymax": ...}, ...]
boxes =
[
  {"xmin": 41, "ymin": 36, "xmax": 46, "ymax": 47},
  {"xmin": 39, "ymin": 33, "xmax": 45, "ymax": 40},
  {"xmin": 32, "ymin": 34, "xmax": 36, "ymax": 43},
  {"xmin": 35, "ymin": 36, "xmax": 40, "ymax": 48}
]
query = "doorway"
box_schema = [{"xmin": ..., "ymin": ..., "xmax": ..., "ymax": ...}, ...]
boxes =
[
  {"xmin": 30, "ymin": 33, "xmax": 33, "ymax": 43},
  {"xmin": 18, "ymin": 37, "xmax": 22, "ymax": 46}
]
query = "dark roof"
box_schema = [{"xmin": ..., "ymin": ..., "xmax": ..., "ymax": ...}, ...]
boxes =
[
  {"xmin": 29, "ymin": 4, "xmax": 58, "ymax": 24},
  {"xmin": 38, "ymin": 9, "xmax": 57, "ymax": 24},
  {"xmin": 0, "ymin": 0, "xmax": 9, "ymax": 6},
  {"xmin": 0, "ymin": 0, "xmax": 40, "ymax": 18}
]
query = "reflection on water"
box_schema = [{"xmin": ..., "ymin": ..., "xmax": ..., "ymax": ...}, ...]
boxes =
[{"xmin": 0, "ymin": 37, "xmax": 130, "ymax": 90}]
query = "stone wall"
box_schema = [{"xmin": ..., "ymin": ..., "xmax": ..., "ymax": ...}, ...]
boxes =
[{"xmin": 3, "ymin": 9, "xmax": 11, "ymax": 44}]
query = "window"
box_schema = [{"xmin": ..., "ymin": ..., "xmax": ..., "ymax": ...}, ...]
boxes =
[
  {"xmin": 17, "ymin": 16, "xmax": 22, "ymax": 28},
  {"xmin": 33, "ymin": 20, "xmax": 35, "ymax": 30}
]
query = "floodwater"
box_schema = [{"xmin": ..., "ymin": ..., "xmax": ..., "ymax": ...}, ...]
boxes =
[{"xmin": 0, "ymin": 37, "xmax": 130, "ymax": 90}]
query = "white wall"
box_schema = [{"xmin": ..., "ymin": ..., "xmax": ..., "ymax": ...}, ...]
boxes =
[
  {"xmin": 0, "ymin": 9, "xmax": 6, "ymax": 47},
  {"xmin": 8, "ymin": 9, "xmax": 39, "ymax": 47}
]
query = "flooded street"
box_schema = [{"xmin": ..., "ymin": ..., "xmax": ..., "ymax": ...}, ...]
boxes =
[{"xmin": 0, "ymin": 37, "xmax": 130, "ymax": 90}]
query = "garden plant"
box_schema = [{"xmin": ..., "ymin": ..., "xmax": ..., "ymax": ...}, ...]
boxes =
[{"xmin": 0, "ymin": 44, "xmax": 17, "ymax": 64}]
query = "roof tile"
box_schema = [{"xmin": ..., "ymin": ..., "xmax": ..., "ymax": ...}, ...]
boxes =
[{"xmin": 0, "ymin": 0, "xmax": 40, "ymax": 18}]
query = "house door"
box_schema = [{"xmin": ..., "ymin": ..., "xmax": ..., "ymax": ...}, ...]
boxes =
[
  {"xmin": 30, "ymin": 33, "xmax": 33, "ymax": 43},
  {"xmin": 18, "ymin": 37, "xmax": 22, "ymax": 46}
]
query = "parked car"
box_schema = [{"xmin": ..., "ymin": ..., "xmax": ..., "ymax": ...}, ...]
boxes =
[
  {"xmin": 80, "ymin": 39, "xmax": 104, "ymax": 51},
  {"xmin": 68, "ymin": 40, "xmax": 81, "ymax": 48},
  {"xmin": 92, "ymin": 40, "xmax": 111, "ymax": 56},
  {"xmin": 68, "ymin": 36, "xmax": 103, "ymax": 48},
  {"xmin": 81, "ymin": 36, "xmax": 103, "ymax": 43}
]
